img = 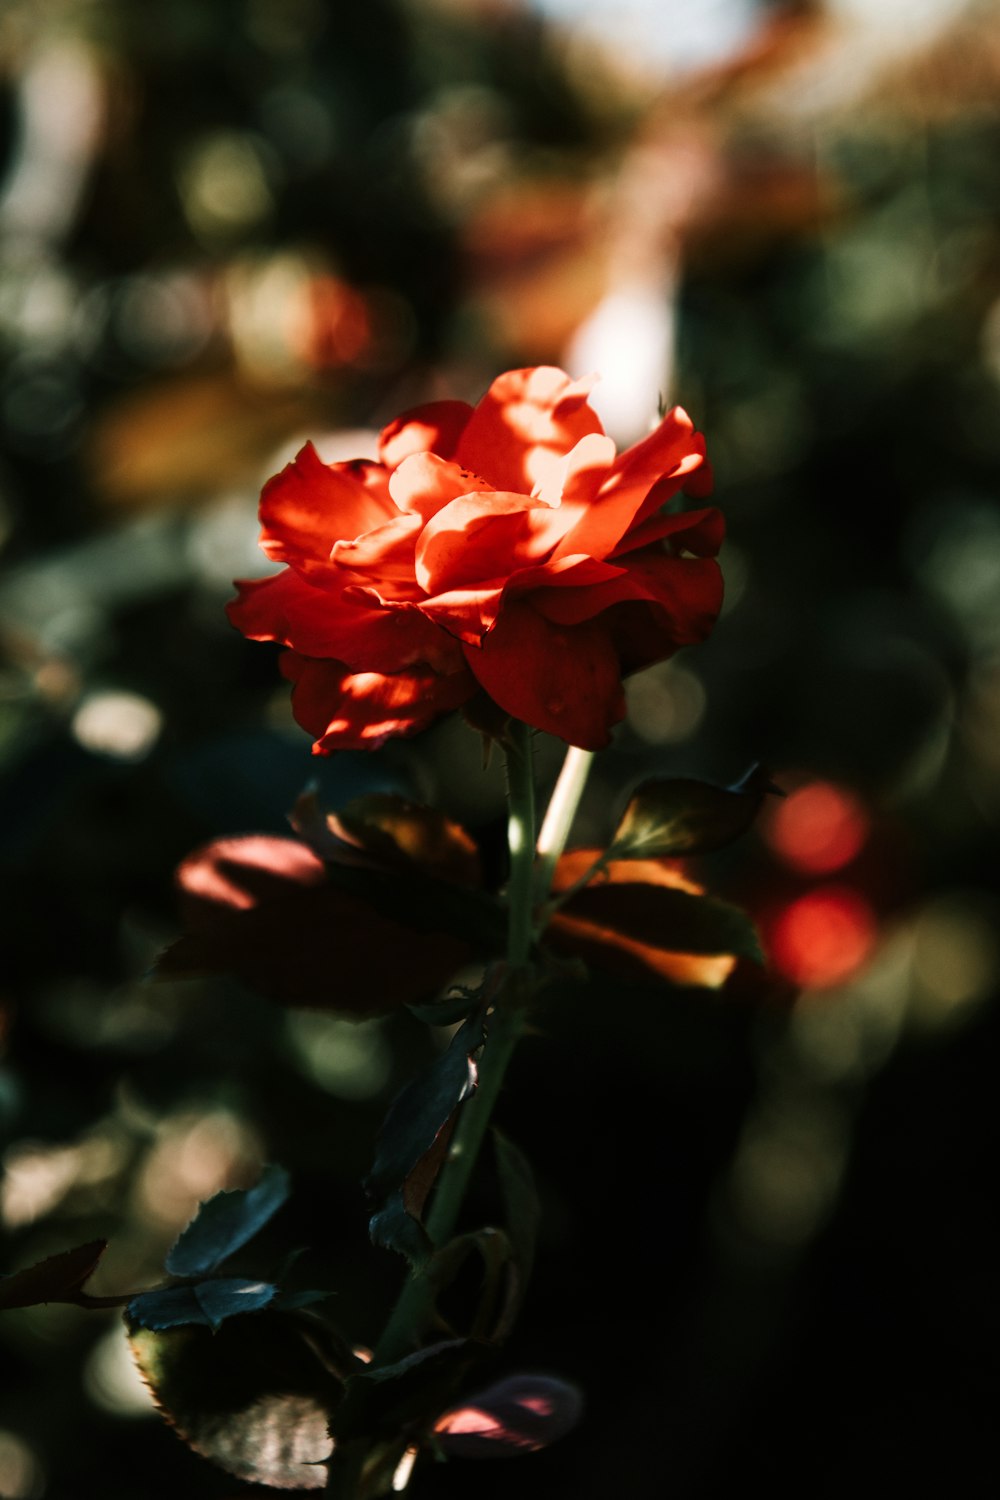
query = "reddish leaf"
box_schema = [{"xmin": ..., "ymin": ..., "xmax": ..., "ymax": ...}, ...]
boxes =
[
  {"xmin": 0, "ymin": 1240, "xmax": 122, "ymax": 1311},
  {"xmin": 434, "ymin": 1373, "xmax": 584, "ymax": 1458},
  {"xmin": 333, "ymin": 795, "xmax": 482, "ymax": 888},
  {"xmin": 158, "ymin": 835, "xmax": 471, "ymax": 1016},
  {"xmin": 547, "ymin": 850, "xmax": 753, "ymax": 987}
]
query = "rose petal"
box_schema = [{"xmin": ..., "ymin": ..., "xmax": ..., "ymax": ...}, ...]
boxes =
[
  {"xmin": 609, "ymin": 405, "xmax": 710, "ymax": 519},
  {"xmin": 455, "ymin": 367, "xmax": 605, "ymax": 494},
  {"xmin": 388, "ymin": 452, "xmax": 487, "ymax": 522},
  {"xmin": 280, "ymin": 653, "xmax": 475, "ymax": 752},
  {"xmin": 414, "ymin": 558, "xmax": 621, "ymax": 651},
  {"xmin": 553, "ymin": 407, "xmax": 709, "ymax": 562},
  {"xmin": 462, "ymin": 602, "xmax": 625, "ymax": 749},
  {"xmin": 532, "ymin": 431, "xmax": 616, "ymax": 510},
  {"xmin": 258, "ymin": 444, "xmax": 395, "ymax": 568},
  {"xmin": 610, "ymin": 504, "xmax": 725, "ymax": 560},
  {"xmin": 532, "ymin": 548, "xmax": 724, "ymax": 653},
  {"xmin": 330, "ymin": 511, "xmax": 424, "ymax": 583},
  {"xmin": 378, "ymin": 400, "xmax": 473, "ymax": 468},
  {"xmin": 414, "ymin": 492, "xmax": 566, "ymax": 596},
  {"xmin": 415, "ymin": 584, "xmax": 506, "ymax": 646},
  {"xmin": 228, "ymin": 570, "xmax": 463, "ymax": 673}
]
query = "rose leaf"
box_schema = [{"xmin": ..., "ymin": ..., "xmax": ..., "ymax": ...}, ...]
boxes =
[
  {"xmin": 0, "ymin": 1239, "xmax": 116, "ymax": 1311},
  {"xmin": 128, "ymin": 1277, "xmax": 277, "ymax": 1332},
  {"xmin": 366, "ymin": 1010, "xmax": 487, "ymax": 1265},
  {"xmin": 610, "ymin": 763, "xmax": 781, "ymax": 860},
  {"xmin": 426, "ymin": 1228, "xmax": 517, "ymax": 1345},
  {"xmin": 558, "ymin": 883, "xmax": 765, "ymax": 965},
  {"xmin": 129, "ymin": 1312, "xmax": 341, "ymax": 1489},
  {"xmin": 434, "ymin": 1373, "xmax": 585, "ymax": 1459},
  {"xmin": 335, "ymin": 794, "xmax": 482, "ymax": 888},
  {"xmin": 340, "ymin": 1338, "xmax": 476, "ymax": 1441},
  {"xmin": 165, "ymin": 1163, "xmax": 290, "ymax": 1278}
]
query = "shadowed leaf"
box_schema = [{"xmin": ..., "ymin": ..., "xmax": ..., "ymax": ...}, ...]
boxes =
[
  {"xmin": 158, "ymin": 835, "xmax": 475, "ymax": 1015},
  {"xmin": 166, "ymin": 1164, "xmax": 290, "ymax": 1277},
  {"xmin": 434, "ymin": 1373, "xmax": 584, "ymax": 1459},
  {"xmin": 292, "ymin": 792, "xmax": 504, "ymax": 950},
  {"xmin": 610, "ymin": 764, "xmax": 779, "ymax": 860},
  {"xmin": 427, "ymin": 1229, "xmax": 518, "ymax": 1344},
  {"xmin": 334, "ymin": 795, "xmax": 482, "ymax": 888},
  {"xmin": 548, "ymin": 850, "xmax": 762, "ymax": 986},
  {"xmin": 367, "ymin": 1011, "xmax": 487, "ymax": 1264},
  {"xmin": 128, "ymin": 1278, "xmax": 277, "ymax": 1332},
  {"xmin": 0, "ymin": 1240, "xmax": 120, "ymax": 1311},
  {"xmin": 129, "ymin": 1312, "xmax": 341, "ymax": 1489},
  {"xmin": 408, "ymin": 985, "xmax": 486, "ymax": 1026},
  {"xmin": 273, "ymin": 1288, "xmax": 335, "ymax": 1312},
  {"xmin": 368, "ymin": 1195, "xmax": 432, "ymax": 1268},
  {"xmin": 341, "ymin": 1339, "xmax": 477, "ymax": 1439},
  {"xmin": 560, "ymin": 882, "xmax": 763, "ymax": 962}
]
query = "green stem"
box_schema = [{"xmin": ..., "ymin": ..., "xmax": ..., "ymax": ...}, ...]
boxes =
[
  {"xmin": 365, "ymin": 723, "xmax": 538, "ymax": 1371},
  {"xmin": 504, "ymin": 719, "xmax": 536, "ymax": 967}
]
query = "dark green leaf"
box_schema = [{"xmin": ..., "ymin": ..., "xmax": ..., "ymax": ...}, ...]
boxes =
[
  {"xmin": 0, "ymin": 1240, "xmax": 115, "ymax": 1311},
  {"xmin": 129, "ymin": 1311, "xmax": 340, "ymax": 1489},
  {"xmin": 272, "ymin": 1288, "xmax": 335, "ymax": 1312},
  {"xmin": 166, "ymin": 1164, "xmax": 290, "ymax": 1277},
  {"xmin": 128, "ymin": 1278, "xmax": 277, "ymax": 1331},
  {"xmin": 407, "ymin": 987, "xmax": 484, "ymax": 1027},
  {"xmin": 367, "ymin": 1011, "xmax": 487, "ymax": 1264},
  {"xmin": 360, "ymin": 1338, "xmax": 470, "ymax": 1386},
  {"xmin": 610, "ymin": 764, "xmax": 780, "ymax": 860},
  {"xmin": 368, "ymin": 1194, "xmax": 433, "ymax": 1267}
]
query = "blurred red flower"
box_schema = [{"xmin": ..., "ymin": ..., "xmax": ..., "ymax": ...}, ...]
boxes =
[{"xmin": 229, "ymin": 366, "xmax": 722, "ymax": 751}]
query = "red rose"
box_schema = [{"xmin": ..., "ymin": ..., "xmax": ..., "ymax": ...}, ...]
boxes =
[{"xmin": 229, "ymin": 366, "xmax": 723, "ymax": 751}]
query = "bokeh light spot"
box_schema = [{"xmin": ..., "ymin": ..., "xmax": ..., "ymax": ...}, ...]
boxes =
[
  {"xmin": 767, "ymin": 780, "xmax": 869, "ymax": 874},
  {"xmin": 625, "ymin": 660, "xmax": 705, "ymax": 744},
  {"xmin": 84, "ymin": 1325, "xmax": 156, "ymax": 1417},
  {"xmin": 285, "ymin": 1013, "xmax": 391, "ymax": 1101},
  {"xmin": 0, "ymin": 1431, "xmax": 43, "ymax": 1500},
  {"xmin": 71, "ymin": 690, "xmax": 162, "ymax": 761},
  {"xmin": 771, "ymin": 886, "xmax": 876, "ymax": 988}
]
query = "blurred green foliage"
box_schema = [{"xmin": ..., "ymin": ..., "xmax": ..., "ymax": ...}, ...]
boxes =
[{"xmin": 1, "ymin": 0, "xmax": 998, "ymax": 1496}]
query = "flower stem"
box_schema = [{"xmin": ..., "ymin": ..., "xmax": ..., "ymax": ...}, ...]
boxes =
[
  {"xmin": 533, "ymin": 746, "xmax": 594, "ymax": 910},
  {"xmin": 364, "ymin": 723, "xmax": 538, "ymax": 1372},
  {"xmin": 504, "ymin": 719, "xmax": 537, "ymax": 967}
]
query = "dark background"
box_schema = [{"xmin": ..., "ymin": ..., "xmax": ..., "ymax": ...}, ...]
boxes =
[{"xmin": 1, "ymin": 1, "xmax": 998, "ymax": 1495}]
